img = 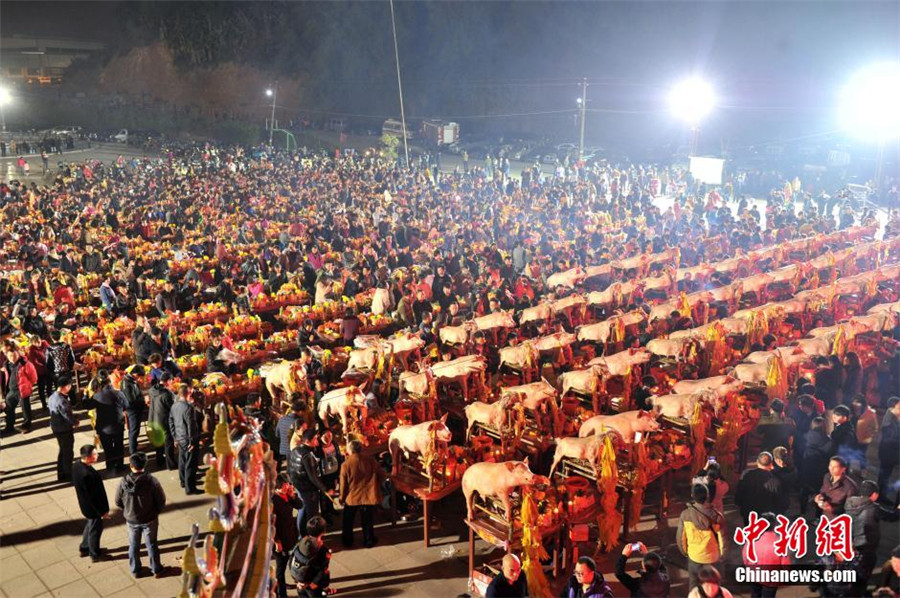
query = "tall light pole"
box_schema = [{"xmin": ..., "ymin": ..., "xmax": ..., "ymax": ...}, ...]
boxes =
[
  {"xmin": 668, "ymin": 77, "xmax": 715, "ymax": 156},
  {"xmin": 266, "ymin": 83, "xmax": 278, "ymax": 146},
  {"xmin": 0, "ymin": 86, "xmax": 11, "ymax": 133},
  {"xmin": 389, "ymin": 0, "xmax": 410, "ymax": 169},
  {"xmin": 838, "ymin": 62, "xmax": 900, "ymax": 197},
  {"xmin": 577, "ymin": 78, "xmax": 588, "ymax": 159}
]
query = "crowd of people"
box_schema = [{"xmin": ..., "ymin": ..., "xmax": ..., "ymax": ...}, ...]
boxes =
[{"xmin": 1, "ymin": 140, "xmax": 899, "ymax": 597}]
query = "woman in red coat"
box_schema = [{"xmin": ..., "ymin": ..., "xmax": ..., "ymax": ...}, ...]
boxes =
[{"xmin": 1, "ymin": 342, "xmax": 39, "ymax": 434}]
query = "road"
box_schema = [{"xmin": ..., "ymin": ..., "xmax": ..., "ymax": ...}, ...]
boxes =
[{"xmin": 0, "ymin": 143, "xmax": 153, "ymax": 184}]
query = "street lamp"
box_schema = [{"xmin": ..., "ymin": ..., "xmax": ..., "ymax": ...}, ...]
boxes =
[
  {"xmin": 577, "ymin": 78, "xmax": 587, "ymax": 159},
  {"xmin": 668, "ymin": 77, "xmax": 715, "ymax": 155},
  {"xmin": 266, "ymin": 83, "xmax": 278, "ymax": 145},
  {"xmin": 838, "ymin": 63, "xmax": 900, "ymax": 194},
  {"xmin": 0, "ymin": 86, "xmax": 11, "ymax": 133}
]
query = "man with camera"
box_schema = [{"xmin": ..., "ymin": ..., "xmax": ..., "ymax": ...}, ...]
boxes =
[{"xmin": 615, "ymin": 541, "xmax": 670, "ymax": 598}]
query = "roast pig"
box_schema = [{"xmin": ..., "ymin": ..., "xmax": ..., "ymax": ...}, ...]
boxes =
[
  {"xmin": 462, "ymin": 459, "xmax": 537, "ymax": 520},
  {"xmin": 578, "ymin": 410, "xmax": 660, "ymax": 443},
  {"xmin": 549, "ymin": 435, "xmax": 603, "ymax": 477},
  {"xmin": 388, "ymin": 414, "xmax": 452, "ymax": 474}
]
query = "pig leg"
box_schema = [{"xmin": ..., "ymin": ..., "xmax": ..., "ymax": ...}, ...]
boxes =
[
  {"xmin": 552, "ymin": 410, "xmax": 563, "ymax": 438},
  {"xmin": 265, "ymin": 379, "xmax": 278, "ymax": 404},
  {"xmin": 501, "ymin": 491, "xmax": 512, "ymax": 522},
  {"xmin": 389, "ymin": 439, "xmax": 401, "ymax": 475},
  {"xmin": 549, "ymin": 446, "xmax": 563, "ymax": 477},
  {"xmin": 465, "ymin": 418, "xmax": 476, "ymax": 442},
  {"xmin": 339, "ymin": 408, "xmax": 349, "ymax": 436},
  {"xmin": 464, "ymin": 486, "xmax": 475, "ymax": 521}
]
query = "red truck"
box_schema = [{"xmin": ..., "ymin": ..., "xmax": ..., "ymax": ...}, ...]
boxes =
[{"xmin": 422, "ymin": 120, "xmax": 459, "ymax": 147}]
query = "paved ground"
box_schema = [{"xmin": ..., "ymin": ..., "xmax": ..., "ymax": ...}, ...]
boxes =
[
  {"xmin": 1, "ymin": 145, "xmax": 896, "ymax": 597},
  {"xmin": 0, "ymin": 142, "xmax": 152, "ymax": 184},
  {"xmin": 3, "ymin": 398, "xmax": 896, "ymax": 597}
]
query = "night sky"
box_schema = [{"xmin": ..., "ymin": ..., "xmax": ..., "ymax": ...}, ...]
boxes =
[{"xmin": 2, "ymin": 1, "xmax": 899, "ymax": 152}]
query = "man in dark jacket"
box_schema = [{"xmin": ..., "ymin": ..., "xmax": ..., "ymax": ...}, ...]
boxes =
[
  {"xmin": 558, "ymin": 556, "xmax": 614, "ymax": 598},
  {"xmin": 273, "ymin": 473, "xmax": 303, "ymax": 598},
  {"xmin": 289, "ymin": 429, "xmax": 333, "ymax": 536},
  {"xmin": 81, "ymin": 244, "xmax": 103, "ymax": 273},
  {"xmin": 830, "ymin": 405, "xmax": 858, "ymax": 459},
  {"xmin": 48, "ymin": 377, "xmax": 78, "ymax": 481},
  {"xmin": 799, "ymin": 417, "xmax": 832, "ymax": 515},
  {"xmin": 46, "ymin": 330, "xmax": 76, "ymax": 385},
  {"xmin": 772, "ymin": 446, "xmax": 798, "ymax": 499},
  {"xmin": 878, "ymin": 397, "xmax": 900, "ymax": 504},
  {"xmin": 72, "ymin": 444, "xmax": 109, "ymax": 561},
  {"xmin": 755, "ymin": 399, "xmax": 795, "ymax": 453},
  {"xmin": 845, "ymin": 480, "xmax": 894, "ymax": 597},
  {"xmin": 816, "ymin": 456, "xmax": 858, "ymax": 516},
  {"xmin": 148, "ymin": 373, "xmax": 176, "ymax": 470},
  {"xmin": 275, "ymin": 399, "xmax": 306, "ymax": 469},
  {"xmin": 788, "ymin": 394, "xmax": 816, "ymax": 461},
  {"xmin": 290, "ymin": 515, "xmax": 333, "ymax": 598},
  {"xmin": 734, "ymin": 452, "xmax": 787, "ymax": 524},
  {"xmin": 205, "ymin": 328, "xmax": 233, "ymax": 374},
  {"xmin": 114, "ymin": 451, "xmax": 166, "ymax": 578},
  {"xmin": 615, "ymin": 542, "xmax": 670, "ymax": 598},
  {"xmin": 121, "ymin": 365, "xmax": 146, "ymax": 457},
  {"xmin": 169, "ymin": 385, "xmax": 200, "ymax": 494},
  {"xmin": 814, "ymin": 355, "xmax": 843, "ymax": 409},
  {"xmin": 154, "ymin": 280, "xmax": 178, "ymax": 317},
  {"xmin": 88, "ymin": 371, "xmax": 128, "ymax": 473},
  {"xmin": 485, "ymin": 554, "xmax": 529, "ymax": 598},
  {"xmin": 137, "ymin": 327, "xmax": 172, "ymax": 366}
]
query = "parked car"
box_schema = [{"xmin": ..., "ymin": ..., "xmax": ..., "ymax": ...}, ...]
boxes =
[{"xmin": 49, "ymin": 126, "xmax": 81, "ymax": 137}]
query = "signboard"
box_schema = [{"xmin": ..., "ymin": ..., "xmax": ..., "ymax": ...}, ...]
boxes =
[{"xmin": 689, "ymin": 156, "xmax": 725, "ymax": 185}]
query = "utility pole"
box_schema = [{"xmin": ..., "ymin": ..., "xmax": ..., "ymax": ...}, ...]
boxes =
[
  {"xmin": 268, "ymin": 81, "xmax": 278, "ymax": 146},
  {"xmin": 689, "ymin": 126, "xmax": 699, "ymax": 156},
  {"xmin": 874, "ymin": 138, "xmax": 886, "ymax": 198},
  {"xmin": 390, "ymin": 0, "xmax": 410, "ymax": 169},
  {"xmin": 578, "ymin": 78, "xmax": 588, "ymax": 159}
]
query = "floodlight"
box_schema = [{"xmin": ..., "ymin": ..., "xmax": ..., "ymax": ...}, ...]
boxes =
[
  {"xmin": 0, "ymin": 87, "xmax": 11, "ymax": 106},
  {"xmin": 838, "ymin": 62, "xmax": 900, "ymax": 141},
  {"xmin": 266, "ymin": 89, "xmax": 274, "ymax": 97},
  {"xmin": 668, "ymin": 77, "xmax": 715, "ymax": 125}
]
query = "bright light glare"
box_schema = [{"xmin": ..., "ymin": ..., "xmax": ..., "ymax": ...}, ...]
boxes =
[
  {"xmin": 265, "ymin": 89, "xmax": 274, "ymax": 97},
  {"xmin": 0, "ymin": 87, "xmax": 11, "ymax": 106},
  {"xmin": 668, "ymin": 77, "xmax": 715, "ymax": 125},
  {"xmin": 576, "ymin": 97, "xmax": 583, "ymax": 104},
  {"xmin": 839, "ymin": 63, "xmax": 900, "ymax": 141}
]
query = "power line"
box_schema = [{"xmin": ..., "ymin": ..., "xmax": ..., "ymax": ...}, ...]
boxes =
[{"xmin": 293, "ymin": 106, "xmax": 580, "ymax": 120}]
